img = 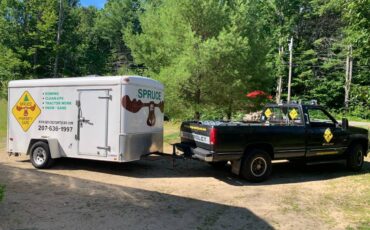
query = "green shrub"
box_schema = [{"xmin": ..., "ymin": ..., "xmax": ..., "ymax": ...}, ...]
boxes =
[{"xmin": 0, "ymin": 185, "xmax": 5, "ymax": 202}]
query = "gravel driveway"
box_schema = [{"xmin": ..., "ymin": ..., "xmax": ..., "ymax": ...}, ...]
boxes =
[{"xmin": 0, "ymin": 152, "xmax": 369, "ymax": 230}]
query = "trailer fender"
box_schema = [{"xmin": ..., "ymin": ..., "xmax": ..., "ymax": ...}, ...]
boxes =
[{"xmin": 27, "ymin": 138, "xmax": 62, "ymax": 159}]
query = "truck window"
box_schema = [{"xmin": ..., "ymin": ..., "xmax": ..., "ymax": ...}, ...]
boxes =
[
  {"xmin": 261, "ymin": 107, "xmax": 303, "ymax": 126},
  {"xmin": 307, "ymin": 108, "xmax": 335, "ymax": 127},
  {"xmin": 261, "ymin": 107, "xmax": 288, "ymax": 124},
  {"xmin": 261, "ymin": 107, "xmax": 287, "ymax": 124},
  {"xmin": 287, "ymin": 107, "xmax": 303, "ymax": 125}
]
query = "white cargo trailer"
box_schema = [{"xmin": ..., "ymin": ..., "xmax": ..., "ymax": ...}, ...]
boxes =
[{"xmin": 7, "ymin": 76, "xmax": 164, "ymax": 168}]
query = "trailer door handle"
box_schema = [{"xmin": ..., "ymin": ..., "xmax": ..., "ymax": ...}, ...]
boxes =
[
  {"xmin": 98, "ymin": 95, "xmax": 112, "ymax": 100},
  {"xmin": 80, "ymin": 118, "xmax": 93, "ymax": 125},
  {"xmin": 97, "ymin": 146, "xmax": 111, "ymax": 151}
]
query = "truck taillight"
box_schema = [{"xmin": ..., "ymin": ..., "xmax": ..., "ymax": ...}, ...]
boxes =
[{"xmin": 210, "ymin": 128, "xmax": 216, "ymax": 145}]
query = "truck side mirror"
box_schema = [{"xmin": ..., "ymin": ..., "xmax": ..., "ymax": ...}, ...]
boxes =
[
  {"xmin": 304, "ymin": 114, "xmax": 310, "ymax": 125},
  {"xmin": 342, "ymin": 118, "xmax": 349, "ymax": 130}
]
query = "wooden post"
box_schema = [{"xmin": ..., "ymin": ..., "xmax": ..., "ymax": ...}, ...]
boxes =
[
  {"xmin": 276, "ymin": 46, "xmax": 284, "ymax": 103},
  {"xmin": 287, "ymin": 37, "xmax": 293, "ymax": 103},
  {"xmin": 344, "ymin": 45, "xmax": 353, "ymax": 110}
]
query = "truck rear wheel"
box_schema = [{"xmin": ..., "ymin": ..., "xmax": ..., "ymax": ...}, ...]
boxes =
[
  {"xmin": 347, "ymin": 144, "xmax": 364, "ymax": 172},
  {"xmin": 241, "ymin": 149, "xmax": 272, "ymax": 182},
  {"xmin": 30, "ymin": 141, "xmax": 54, "ymax": 169}
]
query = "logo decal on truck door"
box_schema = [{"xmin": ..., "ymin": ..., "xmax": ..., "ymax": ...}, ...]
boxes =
[
  {"xmin": 323, "ymin": 128, "xmax": 333, "ymax": 143},
  {"xmin": 122, "ymin": 95, "xmax": 164, "ymax": 126},
  {"xmin": 12, "ymin": 91, "xmax": 41, "ymax": 132}
]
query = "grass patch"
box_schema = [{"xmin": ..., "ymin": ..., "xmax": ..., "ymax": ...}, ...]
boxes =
[
  {"xmin": 163, "ymin": 121, "xmax": 180, "ymax": 144},
  {"xmin": 279, "ymin": 160, "xmax": 370, "ymax": 228},
  {"xmin": 325, "ymin": 171, "xmax": 370, "ymax": 228},
  {"xmin": 0, "ymin": 99, "xmax": 6, "ymax": 149},
  {"xmin": 0, "ymin": 185, "xmax": 5, "ymax": 202},
  {"xmin": 0, "ymin": 99, "xmax": 6, "ymax": 138},
  {"xmin": 164, "ymin": 132, "xmax": 180, "ymax": 144}
]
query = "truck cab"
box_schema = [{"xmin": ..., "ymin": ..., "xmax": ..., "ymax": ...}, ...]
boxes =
[{"xmin": 177, "ymin": 102, "xmax": 369, "ymax": 182}]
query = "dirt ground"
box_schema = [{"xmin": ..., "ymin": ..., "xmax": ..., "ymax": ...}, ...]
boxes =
[{"xmin": 0, "ymin": 147, "xmax": 369, "ymax": 230}]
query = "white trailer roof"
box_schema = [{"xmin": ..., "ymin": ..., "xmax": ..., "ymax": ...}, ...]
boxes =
[{"xmin": 8, "ymin": 76, "xmax": 163, "ymax": 89}]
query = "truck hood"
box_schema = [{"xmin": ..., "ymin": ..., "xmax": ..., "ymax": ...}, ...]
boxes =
[{"xmin": 348, "ymin": 126, "xmax": 368, "ymax": 136}]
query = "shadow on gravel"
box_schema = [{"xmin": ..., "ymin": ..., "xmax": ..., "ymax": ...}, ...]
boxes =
[
  {"xmin": 26, "ymin": 154, "xmax": 370, "ymax": 187},
  {"xmin": 0, "ymin": 163, "xmax": 273, "ymax": 230}
]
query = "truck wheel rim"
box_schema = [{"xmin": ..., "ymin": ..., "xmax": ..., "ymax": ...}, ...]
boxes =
[
  {"xmin": 251, "ymin": 157, "xmax": 267, "ymax": 177},
  {"xmin": 33, "ymin": 147, "xmax": 46, "ymax": 166},
  {"xmin": 356, "ymin": 150, "xmax": 363, "ymax": 166}
]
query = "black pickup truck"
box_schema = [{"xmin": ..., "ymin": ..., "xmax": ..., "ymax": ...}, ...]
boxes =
[{"xmin": 176, "ymin": 103, "xmax": 369, "ymax": 182}]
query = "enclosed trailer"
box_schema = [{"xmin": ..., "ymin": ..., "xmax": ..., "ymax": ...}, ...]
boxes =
[{"xmin": 7, "ymin": 76, "xmax": 164, "ymax": 168}]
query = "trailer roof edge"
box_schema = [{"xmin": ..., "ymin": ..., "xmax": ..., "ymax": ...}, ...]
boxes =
[{"xmin": 8, "ymin": 76, "xmax": 163, "ymax": 89}]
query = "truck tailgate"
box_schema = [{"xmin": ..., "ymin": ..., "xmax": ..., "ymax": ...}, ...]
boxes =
[{"xmin": 180, "ymin": 122, "xmax": 214, "ymax": 150}]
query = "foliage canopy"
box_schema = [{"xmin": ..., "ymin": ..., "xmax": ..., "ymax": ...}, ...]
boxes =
[{"xmin": 0, "ymin": 0, "xmax": 368, "ymax": 119}]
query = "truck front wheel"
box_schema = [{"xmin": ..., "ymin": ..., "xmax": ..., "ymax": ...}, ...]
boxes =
[
  {"xmin": 30, "ymin": 141, "xmax": 54, "ymax": 169},
  {"xmin": 347, "ymin": 144, "xmax": 364, "ymax": 172},
  {"xmin": 241, "ymin": 149, "xmax": 272, "ymax": 182}
]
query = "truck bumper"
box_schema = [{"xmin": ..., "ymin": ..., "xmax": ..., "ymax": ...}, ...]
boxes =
[{"xmin": 176, "ymin": 144, "xmax": 242, "ymax": 162}]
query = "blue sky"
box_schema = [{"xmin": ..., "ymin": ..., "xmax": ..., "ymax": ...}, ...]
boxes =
[{"xmin": 80, "ymin": 0, "xmax": 107, "ymax": 9}]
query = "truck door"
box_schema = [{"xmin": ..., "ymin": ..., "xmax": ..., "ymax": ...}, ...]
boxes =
[
  {"xmin": 305, "ymin": 107, "xmax": 346, "ymax": 157},
  {"xmin": 262, "ymin": 106, "xmax": 306, "ymax": 158},
  {"xmin": 76, "ymin": 89, "xmax": 110, "ymax": 157}
]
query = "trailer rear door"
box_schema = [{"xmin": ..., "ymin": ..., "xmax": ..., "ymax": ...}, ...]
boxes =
[{"xmin": 77, "ymin": 89, "xmax": 110, "ymax": 157}]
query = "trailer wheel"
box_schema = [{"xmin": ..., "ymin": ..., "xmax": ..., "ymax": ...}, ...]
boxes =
[
  {"xmin": 240, "ymin": 149, "xmax": 272, "ymax": 182},
  {"xmin": 30, "ymin": 141, "xmax": 54, "ymax": 169},
  {"xmin": 347, "ymin": 144, "xmax": 364, "ymax": 172}
]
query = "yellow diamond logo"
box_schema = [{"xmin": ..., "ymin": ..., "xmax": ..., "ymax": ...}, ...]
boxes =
[
  {"xmin": 264, "ymin": 108, "xmax": 272, "ymax": 118},
  {"xmin": 323, "ymin": 128, "xmax": 333, "ymax": 143},
  {"xmin": 12, "ymin": 91, "xmax": 41, "ymax": 132},
  {"xmin": 289, "ymin": 108, "xmax": 298, "ymax": 120}
]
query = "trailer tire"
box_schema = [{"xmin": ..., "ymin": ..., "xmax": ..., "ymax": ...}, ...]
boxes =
[
  {"xmin": 30, "ymin": 141, "xmax": 54, "ymax": 169},
  {"xmin": 240, "ymin": 149, "xmax": 272, "ymax": 182},
  {"xmin": 347, "ymin": 144, "xmax": 364, "ymax": 172}
]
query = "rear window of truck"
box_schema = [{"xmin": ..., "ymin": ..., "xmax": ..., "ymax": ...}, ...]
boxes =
[{"xmin": 261, "ymin": 106, "xmax": 303, "ymax": 125}]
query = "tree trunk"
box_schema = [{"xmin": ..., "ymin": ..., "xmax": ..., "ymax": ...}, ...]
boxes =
[
  {"xmin": 194, "ymin": 87, "xmax": 201, "ymax": 120},
  {"xmin": 54, "ymin": 0, "xmax": 64, "ymax": 78},
  {"xmin": 226, "ymin": 103, "xmax": 232, "ymax": 120}
]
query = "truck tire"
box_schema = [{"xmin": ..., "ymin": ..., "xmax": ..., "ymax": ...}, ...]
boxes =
[
  {"xmin": 30, "ymin": 141, "xmax": 54, "ymax": 169},
  {"xmin": 347, "ymin": 144, "xmax": 364, "ymax": 172},
  {"xmin": 241, "ymin": 149, "xmax": 272, "ymax": 182}
]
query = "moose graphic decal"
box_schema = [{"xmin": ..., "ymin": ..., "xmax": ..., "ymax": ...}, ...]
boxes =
[{"xmin": 122, "ymin": 95, "xmax": 164, "ymax": 126}]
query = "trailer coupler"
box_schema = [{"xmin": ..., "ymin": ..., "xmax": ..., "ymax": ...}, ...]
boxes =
[
  {"xmin": 145, "ymin": 143, "xmax": 194, "ymax": 168},
  {"xmin": 172, "ymin": 143, "xmax": 193, "ymax": 158}
]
